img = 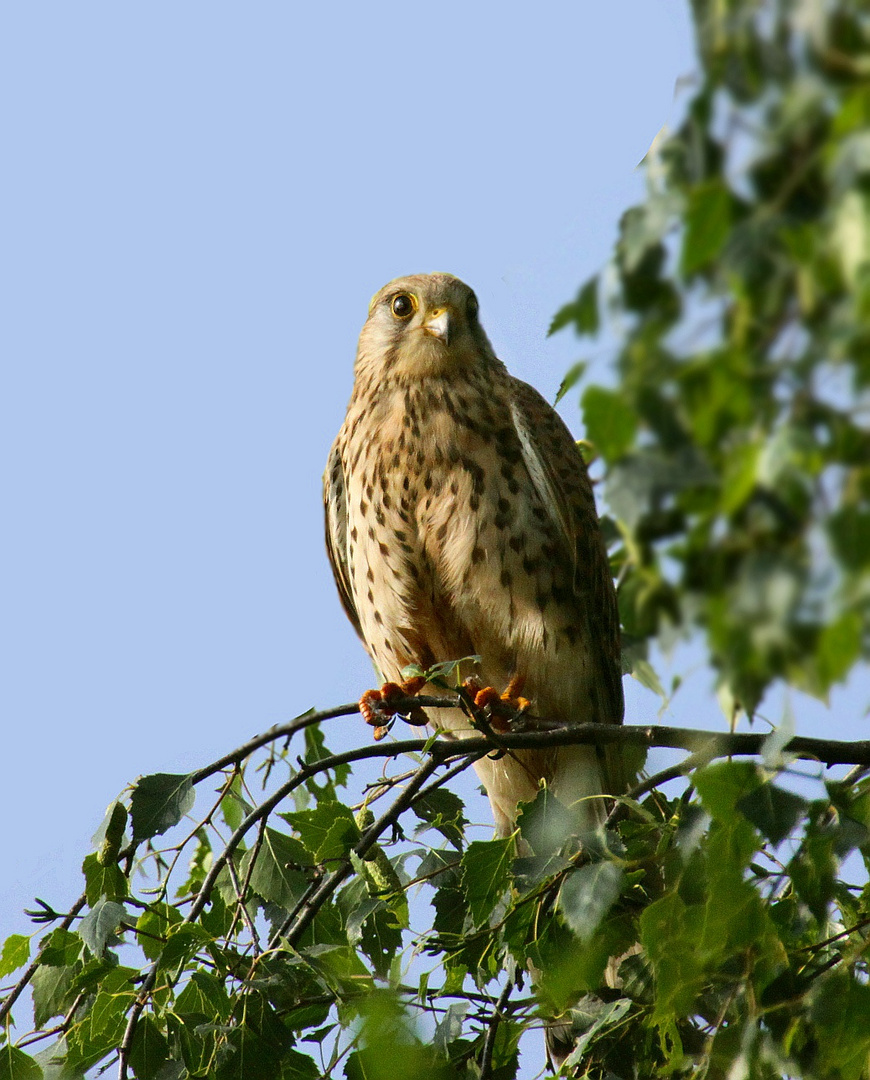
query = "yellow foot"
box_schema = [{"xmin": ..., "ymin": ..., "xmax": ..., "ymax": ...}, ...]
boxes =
[
  {"xmin": 462, "ymin": 675, "xmax": 530, "ymax": 732},
  {"xmin": 359, "ymin": 676, "xmax": 428, "ymax": 740}
]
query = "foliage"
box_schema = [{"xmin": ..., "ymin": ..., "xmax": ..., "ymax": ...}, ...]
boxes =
[
  {"xmin": 1, "ymin": 706, "xmax": 870, "ymax": 1079},
  {"xmin": 3, "ymin": 1, "xmax": 870, "ymax": 1078},
  {"xmin": 552, "ymin": 0, "xmax": 870, "ymax": 715}
]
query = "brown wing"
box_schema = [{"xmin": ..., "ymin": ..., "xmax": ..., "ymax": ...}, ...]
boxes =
[
  {"xmin": 323, "ymin": 439, "xmax": 363, "ymax": 640},
  {"xmin": 508, "ymin": 377, "xmax": 624, "ymax": 730}
]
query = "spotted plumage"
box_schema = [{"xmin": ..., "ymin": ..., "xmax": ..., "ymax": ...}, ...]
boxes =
[{"xmin": 324, "ymin": 273, "xmax": 624, "ymax": 836}]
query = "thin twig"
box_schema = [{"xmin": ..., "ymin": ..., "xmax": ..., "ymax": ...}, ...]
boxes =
[
  {"xmin": 224, "ymin": 853, "xmax": 262, "ymax": 955},
  {"xmin": 280, "ymin": 756, "xmax": 443, "ymax": 949},
  {"xmin": 480, "ymin": 978, "xmax": 515, "ymax": 1080},
  {"xmin": 0, "ymin": 891, "xmax": 88, "ymax": 1026}
]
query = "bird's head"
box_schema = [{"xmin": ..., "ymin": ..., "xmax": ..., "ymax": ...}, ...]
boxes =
[{"xmin": 355, "ymin": 273, "xmax": 498, "ymax": 381}]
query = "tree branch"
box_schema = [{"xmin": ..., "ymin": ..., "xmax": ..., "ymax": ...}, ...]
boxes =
[{"xmin": 0, "ymin": 892, "xmax": 88, "ymax": 1027}]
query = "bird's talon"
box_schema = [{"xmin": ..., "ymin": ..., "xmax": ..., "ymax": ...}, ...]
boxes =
[
  {"xmin": 473, "ymin": 686, "xmax": 503, "ymax": 711},
  {"xmin": 360, "ymin": 677, "xmax": 427, "ymax": 729},
  {"xmin": 359, "ymin": 688, "xmax": 385, "ymax": 727},
  {"xmin": 467, "ymin": 676, "xmax": 530, "ymax": 728}
]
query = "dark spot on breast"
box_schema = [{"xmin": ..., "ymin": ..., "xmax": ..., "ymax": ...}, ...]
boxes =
[
  {"xmin": 500, "ymin": 569, "xmax": 513, "ymax": 588},
  {"xmin": 374, "ymin": 610, "xmax": 383, "ymax": 625},
  {"xmin": 350, "ymin": 527, "xmax": 358, "ymax": 542},
  {"xmin": 494, "ymin": 500, "xmax": 514, "ymax": 529},
  {"xmin": 471, "ymin": 545, "xmax": 485, "ymax": 565},
  {"xmin": 462, "ymin": 458, "xmax": 486, "ymax": 494},
  {"xmin": 509, "ymin": 535, "xmax": 523, "ymax": 553},
  {"xmin": 378, "ymin": 541, "xmax": 389, "ymax": 556}
]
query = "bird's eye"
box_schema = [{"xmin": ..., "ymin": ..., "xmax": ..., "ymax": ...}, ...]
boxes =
[
  {"xmin": 391, "ymin": 293, "xmax": 416, "ymax": 319},
  {"xmin": 467, "ymin": 294, "xmax": 479, "ymax": 319}
]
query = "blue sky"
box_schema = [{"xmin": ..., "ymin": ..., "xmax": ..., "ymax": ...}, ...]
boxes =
[{"xmin": 3, "ymin": 2, "xmax": 865, "ymax": 1065}]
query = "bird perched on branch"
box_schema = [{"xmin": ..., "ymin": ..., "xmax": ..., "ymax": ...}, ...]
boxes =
[{"xmin": 323, "ymin": 273, "xmax": 624, "ymax": 837}]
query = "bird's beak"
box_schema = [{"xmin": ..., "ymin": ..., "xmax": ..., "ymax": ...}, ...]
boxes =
[{"xmin": 423, "ymin": 308, "xmax": 450, "ymax": 345}]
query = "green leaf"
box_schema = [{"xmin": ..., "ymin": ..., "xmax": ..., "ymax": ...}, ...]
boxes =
[
  {"xmin": 581, "ymin": 386, "xmax": 637, "ymax": 464},
  {"xmin": 828, "ymin": 506, "xmax": 870, "ymax": 571},
  {"xmin": 92, "ymin": 801, "xmax": 128, "ymax": 867},
  {"xmin": 0, "ymin": 935, "xmax": 30, "ymax": 978},
  {"xmin": 554, "ymin": 360, "xmax": 587, "ymax": 406},
  {"xmin": 411, "ymin": 787, "xmax": 467, "ymax": 850},
  {"xmin": 517, "ymin": 788, "xmax": 576, "ymax": 858},
  {"xmin": 241, "ymin": 827, "xmax": 312, "ymax": 910},
  {"xmin": 814, "ymin": 611, "xmax": 863, "ymax": 691},
  {"xmin": 621, "ymin": 639, "xmax": 667, "ymax": 699},
  {"xmin": 558, "ymin": 861, "xmax": 624, "ymax": 942},
  {"xmin": 694, "ymin": 761, "xmax": 761, "ymax": 824},
  {"xmin": 811, "ymin": 972, "xmax": 870, "ymax": 1080},
  {"xmin": 38, "ymin": 929, "xmax": 82, "ymax": 968},
  {"xmin": 282, "ymin": 803, "xmax": 359, "ymax": 862},
  {"xmin": 562, "ymin": 996, "xmax": 633, "ymax": 1070},
  {"xmin": 31, "ymin": 962, "xmax": 76, "ymax": 1028},
  {"xmin": 78, "ymin": 899, "xmax": 126, "ymax": 959},
  {"xmin": 358, "ymin": 903, "xmax": 403, "ymax": 978},
  {"xmin": 737, "ymin": 783, "xmax": 808, "ymax": 846},
  {"xmin": 549, "ymin": 276, "xmax": 599, "ymax": 337},
  {"xmin": 0, "ymin": 1046, "xmax": 42, "ymax": 1080},
  {"xmin": 156, "ymin": 923, "xmax": 211, "ymax": 979},
  {"xmin": 70, "ymin": 966, "xmax": 136, "ymax": 1070},
  {"xmin": 720, "ymin": 440, "xmax": 760, "ymax": 514},
  {"xmin": 175, "ymin": 968, "xmax": 232, "ymax": 1021},
  {"xmin": 130, "ymin": 773, "xmax": 194, "ymax": 844},
  {"xmin": 278, "ymin": 1049, "xmax": 321, "ymax": 1079},
  {"xmin": 639, "ymin": 892, "xmax": 704, "ymax": 1018},
  {"xmin": 135, "ymin": 903, "xmax": 183, "ymax": 962},
  {"xmin": 303, "ymin": 723, "xmax": 351, "ymax": 795},
  {"xmin": 82, "ymin": 852, "xmax": 128, "ymax": 905},
  {"xmin": 459, "ymin": 837, "xmax": 514, "ymax": 926},
  {"xmin": 681, "ymin": 179, "xmax": 733, "ymax": 275},
  {"xmin": 126, "ymin": 1014, "xmax": 168, "ymax": 1080},
  {"xmin": 319, "ymin": 819, "xmax": 361, "ymax": 863}
]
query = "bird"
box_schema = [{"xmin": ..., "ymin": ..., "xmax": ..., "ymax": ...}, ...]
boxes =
[{"xmin": 323, "ymin": 272, "xmax": 625, "ymax": 839}]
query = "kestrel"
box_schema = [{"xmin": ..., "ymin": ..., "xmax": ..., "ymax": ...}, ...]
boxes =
[{"xmin": 324, "ymin": 273, "xmax": 624, "ymax": 837}]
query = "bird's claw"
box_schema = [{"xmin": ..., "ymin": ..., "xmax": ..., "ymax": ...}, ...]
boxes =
[
  {"xmin": 359, "ymin": 676, "xmax": 428, "ymax": 740},
  {"xmin": 462, "ymin": 675, "xmax": 530, "ymax": 732}
]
